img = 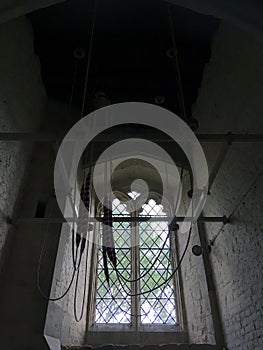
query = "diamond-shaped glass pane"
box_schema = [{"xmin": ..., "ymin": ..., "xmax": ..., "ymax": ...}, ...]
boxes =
[
  {"xmin": 95, "ymin": 246, "xmax": 131, "ymax": 323},
  {"xmin": 112, "ymin": 198, "xmax": 129, "ymax": 216},
  {"xmin": 138, "ymin": 199, "xmax": 177, "ymax": 324},
  {"xmin": 140, "ymin": 199, "xmax": 166, "ymax": 217},
  {"xmin": 96, "ymin": 297, "xmax": 131, "ymax": 323},
  {"xmin": 141, "ymin": 298, "xmax": 176, "ymax": 324},
  {"xmin": 113, "ymin": 222, "xmax": 130, "ymax": 249},
  {"xmin": 95, "ymin": 198, "xmax": 132, "ymax": 324},
  {"xmin": 95, "ymin": 197, "xmax": 177, "ymax": 325}
]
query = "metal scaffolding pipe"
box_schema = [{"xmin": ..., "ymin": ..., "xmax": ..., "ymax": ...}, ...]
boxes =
[
  {"xmin": 197, "ymin": 220, "xmax": 226, "ymax": 348},
  {"xmin": 0, "ymin": 132, "xmax": 263, "ymax": 142},
  {"xmin": 13, "ymin": 215, "xmax": 228, "ymax": 225},
  {"xmin": 0, "ymin": 132, "xmax": 60, "ymax": 141},
  {"xmin": 199, "ymin": 133, "xmax": 263, "ymax": 142}
]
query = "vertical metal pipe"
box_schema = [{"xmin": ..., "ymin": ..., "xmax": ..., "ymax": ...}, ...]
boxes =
[
  {"xmin": 171, "ymin": 228, "xmax": 189, "ymax": 340},
  {"xmin": 197, "ymin": 220, "xmax": 226, "ymax": 347}
]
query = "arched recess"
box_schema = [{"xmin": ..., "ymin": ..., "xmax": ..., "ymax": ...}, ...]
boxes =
[{"xmin": 44, "ymin": 160, "xmax": 189, "ymax": 348}]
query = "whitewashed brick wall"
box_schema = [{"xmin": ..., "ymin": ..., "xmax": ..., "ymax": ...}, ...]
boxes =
[
  {"xmin": 0, "ymin": 16, "xmax": 46, "ymax": 265},
  {"xmin": 184, "ymin": 22, "xmax": 263, "ymax": 349}
]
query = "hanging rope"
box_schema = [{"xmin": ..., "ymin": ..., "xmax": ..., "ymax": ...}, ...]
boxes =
[
  {"xmin": 103, "ymin": 166, "xmax": 191, "ymax": 297},
  {"xmin": 80, "ymin": 0, "xmax": 98, "ymax": 119},
  {"xmin": 109, "ymin": 179, "xmax": 194, "ymax": 299},
  {"xmin": 73, "ymin": 0, "xmax": 100, "ymax": 307},
  {"xmin": 37, "ymin": 230, "xmax": 76, "ymax": 301},
  {"xmin": 73, "ymin": 170, "xmax": 93, "ymax": 321},
  {"xmin": 73, "ymin": 235, "xmax": 89, "ymax": 322},
  {"xmin": 37, "ymin": 201, "xmax": 80, "ymax": 301},
  {"xmin": 102, "ymin": 158, "xmax": 117, "ymax": 284},
  {"xmin": 99, "ymin": 167, "xmax": 190, "ymax": 320},
  {"xmin": 110, "ymin": 167, "xmax": 184, "ymax": 285},
  {"xmin": 103, "ymin": 197, "xmax": 116, "ymax": 262},
  {"xmin": 100, "ymin": 103, "xmax": 117, "ymax": 284},
  {"xmin": 72, "ymin": 0, "xmax": 99, "ymax": 320},
  {"xmin": 108, "ymin": 224, "xmax": 192, "ymax": 297},
  {"xmin": 71, "ymin": 170, "xmax": 81, "ymax": 269},
  {"xmin": 168, "ymin": 4, "xmax": 187, "ymax": 120},
  {"xmin": 65, "ymin": 58, "xmax": 79, "ymax": 131},
  {"xmin": 37, "ymin": 168, "xmax": 94, "ymax": 302}
]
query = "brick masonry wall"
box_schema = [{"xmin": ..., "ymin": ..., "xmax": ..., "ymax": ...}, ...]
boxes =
[
  {"xmin": 189, "ymin": 22, "xmax": 263, "ymax": 349},
  {"xmin": 0, "ymin": 97, "xmax": 80, "ymax": 349},
  {"xmin": 177, "ymin": 181, "xmax": 215, "ymax": 344},
  {"xmin": 0, "ymin": 16, "xmax": 46, "ymax": 266},
  {"xmin": 43, "ymin": 99, "xmax": 90, "ymax": 348}
]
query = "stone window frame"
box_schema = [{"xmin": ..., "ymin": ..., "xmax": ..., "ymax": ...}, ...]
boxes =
[{"xmin": 85, "ymin": 191, "xmax": 186, "ymax": 341}]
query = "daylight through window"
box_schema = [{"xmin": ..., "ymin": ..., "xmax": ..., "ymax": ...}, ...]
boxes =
[{"xmin": 94, "ymin": 194, "xmax": 178, "ymax": 328}]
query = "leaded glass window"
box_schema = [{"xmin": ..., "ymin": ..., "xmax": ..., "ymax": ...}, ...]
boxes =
[{"xmin": 94, "ymin": 193, "xmax": 178, "ymax": 329}]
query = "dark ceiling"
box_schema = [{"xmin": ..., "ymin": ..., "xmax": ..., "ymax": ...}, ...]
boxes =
[{"xmin": 29, "ymin": 0, "xmax": 219, "ymax": 120}]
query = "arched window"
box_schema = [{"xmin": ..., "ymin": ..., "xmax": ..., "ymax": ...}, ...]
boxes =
[{"xmin": 88, "ymin": 192, "xmax": 183, "ymax": 336}]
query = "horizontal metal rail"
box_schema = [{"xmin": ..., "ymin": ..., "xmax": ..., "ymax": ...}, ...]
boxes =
[
  {"xmin": 0, "ymin": 132, "xmax": 263, "ymax": 142},
  {"xmin": 13, "ymin": 215, "xmax": 229, "ymax": 225}
]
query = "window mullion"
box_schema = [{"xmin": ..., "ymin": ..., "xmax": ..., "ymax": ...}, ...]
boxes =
[
  {"xmin": 135, "ymin": 212, "xmax": 141, "ymax": 329},
  {"xmin": 170, "ymin": 228, "xmax": 182, "ymax": 326},
  {"xmin": 130, "ymin": 212, "xmax": 140, "ymax": 330}
]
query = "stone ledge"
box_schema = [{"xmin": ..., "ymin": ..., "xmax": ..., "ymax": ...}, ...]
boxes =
[{"xmin": 63, "ymin": 344, "xmax": 221, "ymax": 350}]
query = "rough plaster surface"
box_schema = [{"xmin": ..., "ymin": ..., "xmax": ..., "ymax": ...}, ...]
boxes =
[
  {"xmin": 189, "ymin": 22, "xmax": 263, "ymax": 349},
  {"xmin": 0, "ymin": 99, "xmax": 78, "ymax": 349},
  {"xmin": 43, "ymin": 99, "xmax": 89, "ymax": 348},
  {"xmin": 0, "ymin": 16, "xmax": 45, "ymax": 266},
  {"xmin": 177, "ymin": 188, "xmax": 215, "ymax": 344},
  {"xmin": 175, "ymin": 168, "xmax": 217, "ymax": 344},
  {"xmin": 44, "ymin": 221, "xmax": 89, "ymax": 347}
]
